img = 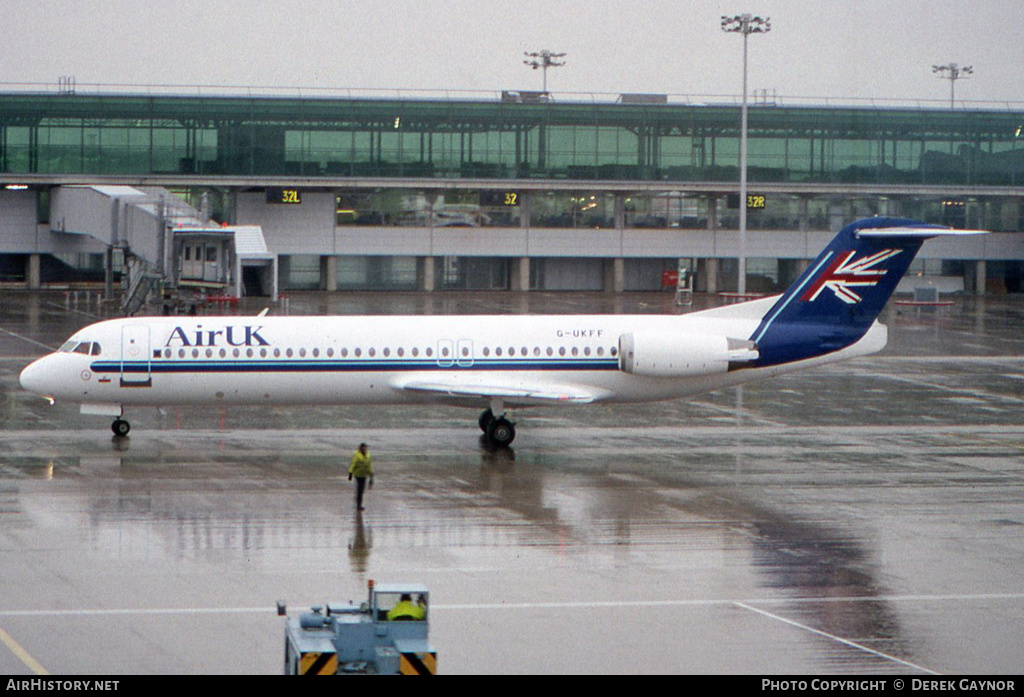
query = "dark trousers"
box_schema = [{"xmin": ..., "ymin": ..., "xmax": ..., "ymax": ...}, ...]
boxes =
[{"xmin": 354, "ymin": 477, "xmax": 368, "ymax": 509}]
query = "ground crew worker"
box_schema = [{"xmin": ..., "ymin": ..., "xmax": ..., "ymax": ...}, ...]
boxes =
[
  {"xmin": 348, "ymin": 443, "xmax": 374, "ymax": 511},
  {"xmin": 387, "ymin": 594, "xmax": 425, "ymax": 621}
]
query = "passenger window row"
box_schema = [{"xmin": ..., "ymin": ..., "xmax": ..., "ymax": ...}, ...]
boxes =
[
  {"xmin": 159, "ymin": 344, "xmax": 619, "ymax": 360},
  {"xmin": 480, "ymin": 345, "xmax": 615, "ymax": 358}
]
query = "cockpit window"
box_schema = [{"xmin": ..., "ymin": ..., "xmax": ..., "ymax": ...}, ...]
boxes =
[{"xmin": 60, "ymin": 341, "xmax": 101, "ymax": 356}]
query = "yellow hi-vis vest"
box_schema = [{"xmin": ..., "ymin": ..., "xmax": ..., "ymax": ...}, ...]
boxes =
[{"xmin": 349, "ymin": 451, "xmax": 374, "ymax": 478}]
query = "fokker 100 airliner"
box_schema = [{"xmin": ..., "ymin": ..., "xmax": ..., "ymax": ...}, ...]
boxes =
[{"xmin": 20, "ymin": 217, "xmax": 983, "ymax": 446}]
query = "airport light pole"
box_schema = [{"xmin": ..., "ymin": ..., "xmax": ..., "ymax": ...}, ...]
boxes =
[
  {"xmin": 523, "ymin": 50, "xmax": 566, "ymax": 93},
  {"xmin": 932, "ymin": 63, "xmax": 972, "ymax": 108},
  {"xmin": 721, "ymin": 13, "xmax": 770, "ymax": 294}
]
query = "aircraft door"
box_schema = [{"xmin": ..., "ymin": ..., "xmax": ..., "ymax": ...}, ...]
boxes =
[{"xmin": 120, "ymin": 324, "xmax": 152, "ymax": 387}]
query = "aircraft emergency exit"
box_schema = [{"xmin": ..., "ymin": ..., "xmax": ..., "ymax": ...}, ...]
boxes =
[{"xmin": 20, "ymin": 217, "xmax": 984, "ymax": 446}]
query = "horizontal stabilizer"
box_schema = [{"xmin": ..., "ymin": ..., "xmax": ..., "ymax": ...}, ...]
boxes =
[{"xmin": 857, "ymin": 227, "xmax": 988, "ymax": 238}]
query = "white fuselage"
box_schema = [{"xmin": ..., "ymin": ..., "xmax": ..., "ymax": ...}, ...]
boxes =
[{"xmin": 19, "ymin": 310, "xmax": 887, "ymax": 412}]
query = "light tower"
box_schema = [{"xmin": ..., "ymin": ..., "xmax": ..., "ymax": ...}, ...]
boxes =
[
  {"xmin": 523, "ymin": 50, "xmax": 566, "ymax": 93},
  {"xmin": 721, "ymin": 13, "xmax": 770, "ymax": 294},
  {"xmin": 932, "ymin": 63, "xmax": 973, "ymax": 108}
]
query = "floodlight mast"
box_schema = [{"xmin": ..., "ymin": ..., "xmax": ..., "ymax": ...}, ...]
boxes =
[
  {"xmin": 523, "ymin": 50, "xmax": 567, "ymax": 93},
  {"xmin": 932, "ymin": 63, "xmax": 973, "ymax": 108},
  {"xmin": 721, "ymin": 14, "xmax": 770, "ymax": 295}
]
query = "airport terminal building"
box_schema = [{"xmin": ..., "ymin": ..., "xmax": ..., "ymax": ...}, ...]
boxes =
[{"xmin": 1, "ymin": 88, "xmax": 1022, "ymax": 295}]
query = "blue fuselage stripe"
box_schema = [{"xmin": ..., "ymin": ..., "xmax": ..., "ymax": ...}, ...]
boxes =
[{"xmin": 95, "ymin": 359, "xmax": 621, "ymax": 374}]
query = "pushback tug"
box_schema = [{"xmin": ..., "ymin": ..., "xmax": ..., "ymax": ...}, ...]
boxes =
[{"xmin": 279, "ymin": 581, "xmax": 437, "ymax": 675}]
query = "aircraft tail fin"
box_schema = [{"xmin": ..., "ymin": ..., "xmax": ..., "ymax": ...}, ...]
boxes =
[{"xmin": 748, "ymin": 217, "xmax": 984, "ymax": 367}]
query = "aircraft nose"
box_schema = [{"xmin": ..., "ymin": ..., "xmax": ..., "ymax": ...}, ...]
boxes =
[{"xmin": 19, "ymin": 356, "xmax": 54, "ymax": 398}]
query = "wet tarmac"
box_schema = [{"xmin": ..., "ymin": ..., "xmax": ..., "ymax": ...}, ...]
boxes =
[{"xmin": 1, "ymin": 290, "xmax": 1023, "ymax": 674}]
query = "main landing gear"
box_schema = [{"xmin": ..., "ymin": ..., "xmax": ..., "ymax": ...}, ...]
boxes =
[
  {"xmin": 478, "ymin": 408, "xmax": 516, "ymax": 448},
  {"xmin": 111, "ymin": 418, "xmax": 131, "ymax": 437}
]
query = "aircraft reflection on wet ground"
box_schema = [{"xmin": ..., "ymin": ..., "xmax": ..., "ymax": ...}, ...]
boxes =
[{"xmin": 1, "ymin": 291, "xmax": 1023, "ymax": 674}]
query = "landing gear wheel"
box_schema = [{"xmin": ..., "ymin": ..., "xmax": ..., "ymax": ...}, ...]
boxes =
[
  {"xmin": 111, "ymin": 418, "xmax": 131, "ymax": 437},
  {"xmin": 478, "ymin": 408, "xmax": 495, "ymax": 433},
  {"xmin": 485, "ymin": 417, "xmax": 516, "ymax": 448}
]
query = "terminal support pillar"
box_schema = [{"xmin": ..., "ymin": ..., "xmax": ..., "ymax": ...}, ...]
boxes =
[
  {"xmin": 706, "ymin": 196, "xmax": 718, "ymax": 231},
  {"xmin": 614, "ymin": 194, "xmax": 626, "ymax": 230},
  {"xmin": 699, "ymin": 258, "xmax": 719, "ymax": 294},
  {"xmin": 511, "ymin": 257, "xmax": 530, "ymax": 292},
  {"xmin": 421, "ymin": 256, "xmax": 436, "ymax": 292},
  {"xmin": 604, "ymin": 258, "xmax": 624, "ymax": 293},
  {"xmin": 320, "ymin": 255, "xmax": 338, "ymax": 292},
  {"xmin": 975, "ymin": 260, "xmax": 987, "ymax": 295},
  {"xmin": 999, "ymin": 198, "xmax": 1021, "ymax": 231},
  {"xmin": 27, "ymin": 254, "xmax": 41, "ymax": 289}
]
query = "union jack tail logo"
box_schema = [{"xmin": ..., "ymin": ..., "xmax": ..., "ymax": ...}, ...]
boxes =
[{"xmin": 801, "ymin": 249, "xmax": 903, "ymax": 304}]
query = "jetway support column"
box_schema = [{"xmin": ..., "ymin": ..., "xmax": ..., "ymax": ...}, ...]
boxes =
[
  {"xmin": 976, "ymin": 260, "xmax": 987, "ymax": 295},
  {"xmin": 105, "ymin": 247, "xmax": 114, "ymax": 300}
]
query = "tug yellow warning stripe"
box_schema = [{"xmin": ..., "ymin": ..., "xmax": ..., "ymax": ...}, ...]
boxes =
[
  {"xmin": 400, "ymin": 651, "xmax": 437, "ymax": 675},
  {"xmin": 300, "ymin": 651, "xmax": 337, "ymax": 675}
]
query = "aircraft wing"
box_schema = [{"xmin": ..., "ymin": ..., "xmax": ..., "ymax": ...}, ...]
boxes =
[{"xmin": 396, "ymin": 378, "xmax": 600, "ymax": 406}]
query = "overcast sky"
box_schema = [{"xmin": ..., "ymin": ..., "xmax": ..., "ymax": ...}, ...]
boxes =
[{"xmin": 2, "ymin": 0, "xmax": 1021, "ymax": 105}]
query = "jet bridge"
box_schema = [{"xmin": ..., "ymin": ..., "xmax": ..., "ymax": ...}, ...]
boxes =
[
  {"xmin": 49, "ymin": 185, "xmax": 210, "ymax": 312},
  {"xmin": 172, "ymin": 224, "xmax": 278, "ymax": 301},
  {"xmin": 50, "ymin": 185, "xmax": 208, "ymax": 267},
  {"xmin": 46, "ymin": 185, "xmax": 278, "ymax": 311}
]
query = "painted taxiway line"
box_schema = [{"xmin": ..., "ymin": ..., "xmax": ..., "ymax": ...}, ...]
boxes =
[
  {"xmin": 0, "ymin": 326, "xmax": 56, "ymax": 352},
  {"xmin": 5, "ymin": 591, "xmax": 1020, "ymax": 674},
  {"xmin": 3, "ymin": 591, "xmax": 1023, "ymax": 618},
  {"xmin": 0, "ymin": 624, "xmax": 49, "ymax": 675},
  {"xmin": 734, "ymin": 602, "xmax": 939, "ymax": 675}
]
